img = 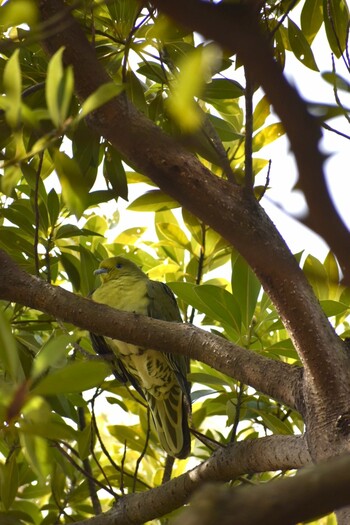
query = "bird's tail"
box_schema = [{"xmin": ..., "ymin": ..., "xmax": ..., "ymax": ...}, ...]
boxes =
[{"xmin": 146, "ymin": 384, "xmax": 190, "ymax": 459}]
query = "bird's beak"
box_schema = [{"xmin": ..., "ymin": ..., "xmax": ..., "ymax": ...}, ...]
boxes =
[{"xmin": 94, "ymin": 268, "xmax": 108, "ymax": 275}]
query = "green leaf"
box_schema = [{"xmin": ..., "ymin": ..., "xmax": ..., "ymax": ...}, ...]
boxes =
[
  {"xmin": 323, "ymin": 0, "xmax": 350, "ymax": 58},
  {"xmin": 3, "ymin": 50, "xmax": 22, "ymax": 127},
  {"xmin": 31, "ymin": 334, "xmax": 73, "ymax": 379},
  {"xmin": 125, "ymin": 70, "xmax": 147, "ymax": 114},
  {"xmin": 78, "ymin": 82, "xmax": 124, "ymax": 121},
  {"xmin": 201, "ymin": 78, "xmax": 244, "ymax": 100},
  {"xmin": 103, "ymin": 145, "xmax": 128, "ymax": 201},
  {"xmin": 53, "ymin": 150, "xmax": 89, "ymax": 219},
  {"xmin": 320, "ymin": 300, "xmax": 349, "ymax": 317},
  {"xmin": 46, "ymin": 48, "xmax": 74, "ymax": 127},
  {"xmin": 128, "ymin": 190, "xmax": 180, "ymax": 212},
  {"xmin": 20, "ymin": 419, "xmax": 77, "ymax": 441},
  {"xmin": 0, "ymin": 0, "xmax": 37, "ymax": 29},
  {"xmin": 59, "ymin": 252, "xmax": 80, "ymax": 291},
  {"xmin": 303, "ymin": 254, "xmax": 328, "ymax": 300},
  {"xmin": 231, "ymin": 253, "xmax": 261, "ymax": 329},
  {"xmin": 188, "ymin": 372, "xmax": 231, "ymax": 387},
  {"xmin": 207, "ymin": 114, "xmax": 244, "ymax": 142},
  {"xmin": 0, "ymin": 311, "xmax": 25, "ymax": 383},
  {"xmin": 137, "ymin": 62, "xmax": 168, "ymax": 84},
  {"xmin": 253, "ymin": 123, "xmax": 284, "ymax": 152},
  {"xmin": 20, "ymin": 433, "xmax": 50, "ymax": 480},
  {"xmin": 322, "ymin": 72, "xmax": 350, "ymax": 92},
  {"xmin": 167, "ymin": 44, "xmax": 221, "ymax": 131},
  {"xmin": 31, "ymin": 361, "xmax": 110, "ymax": 396},
  {"xmin": 288, "ymin": 18, "xmax": 319, "ymax": 71},
  {"xmin": 0, "ymin": 455, "xmax": 18, "ymax": 510},
  {"xmin": 253, "ymin": 96, "xmax": 270, "ymax": 131},
  {"xmin": 194, "ymin": 285, "xmax": 241, "ymax": 332},
  {"xmin": 114, "ymin": 227, "xmax": 147, "ymax": 245},
  {"xmin": 108, "ymin": 424, "xmax": 152, "ymax": 455},
  {"xmin": 77, "ymin": 423, "xmax": 92, "ymax": 460},
  {"xmin": 301, "ymin": 0, "xmax": 323, "ymax": 44},
  {"xmin": 156, "ymin": 223, "xmax": 190, "ymax": 250}
]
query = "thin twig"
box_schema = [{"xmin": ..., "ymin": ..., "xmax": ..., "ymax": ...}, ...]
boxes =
[
  {"xmin": 244, "ymin": 66, "xmax": 254, "ymax": 191},
  {"xmin": 133, "ymin": 408, "xmax": 151, "ymax": 492},
  {"xmin": 77, "ymin": 406, "xmax": 102, "ymax": 515},
  {"xmin": 54, "ymin": 441, "xmax": 115, "ymax": 495},
  {"xmin": 229, "ymin": 382, "xmax": 245, "ymax": 443},
  {"xmin": 258, "ymin": 159, "xmax": 271, "ymax": 202},
  {"xmin": 34, "ymin": 152, "xmax": 44, "ymax": 277},
  {"xmin": 189, "ymin": 222, "xmax": 206, "ymax": 324}
]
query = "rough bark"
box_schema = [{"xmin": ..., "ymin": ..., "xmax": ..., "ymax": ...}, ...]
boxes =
[
  {"xmin": 171, "ymin": 453, "xmax": 350, "ymax": 525},
  {"xmin": 0, "ymin": 249, "xmax": 300, "ymax": 409},
  {"xmin": 72, "ymin": 435, "xmax": 310, "ymax": 525}
]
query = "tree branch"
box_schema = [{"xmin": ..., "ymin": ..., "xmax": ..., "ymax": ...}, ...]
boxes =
[
  {"xmin": 36, "ymin": 0, "xmax": 349, "ymax": 400},
  {"xmin": 71, "ymin": 435, "xmax": 310, "ymax": 525},
  {"xmin": 0, "ymin": 249, "xmax": 300, "ymax": 410},
  {"xmin": 171, "ymin": 453, "xmax": 350, "ymax": 525},
  {"xmin": 152, "ymin": 0, "xmax": 350, "ymax": 285}
]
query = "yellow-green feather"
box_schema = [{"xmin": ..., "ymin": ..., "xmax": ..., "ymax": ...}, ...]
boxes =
[{"xmin": 90, "ymin": 256, "xmax": 191, "ymax": 459}]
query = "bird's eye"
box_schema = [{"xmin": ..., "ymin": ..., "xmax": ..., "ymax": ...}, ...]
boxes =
[{"xmin": 116, "ymin": 263, "xmax": 123, "ymax": 269}]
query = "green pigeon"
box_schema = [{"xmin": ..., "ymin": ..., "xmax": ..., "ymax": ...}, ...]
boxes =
[{"xmin": 90, "ymin": 256, "xmax": 191, "ymax": 459}]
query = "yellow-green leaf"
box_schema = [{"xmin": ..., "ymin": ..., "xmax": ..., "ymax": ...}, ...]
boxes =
[
  {"xmin": 3, "ymin": 49, "xmax": 22, "ymax": 127},
  {"xmin": 0, "ymin": 311, "xmax": 25, "ymax": 383},
  {"xmin": 78, "ymin": 82, "xmax": 124, "ymax": 121},
  {"xmin": 53, "ymin": 150, "xmax": 89, "ymax": 218},
  {"xmin": 31, "ymin": 361, "xmax": 110, "ymax": 396}
]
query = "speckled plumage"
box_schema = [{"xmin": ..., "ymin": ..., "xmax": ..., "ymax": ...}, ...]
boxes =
[{"xmin": 90, "ymin": 256, "xmax": 191, "ymax": 459}]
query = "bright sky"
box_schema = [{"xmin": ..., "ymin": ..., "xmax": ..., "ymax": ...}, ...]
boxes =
[{"xmin": 258, "ymin": 24, "xmax": 350, "ymax": 261}]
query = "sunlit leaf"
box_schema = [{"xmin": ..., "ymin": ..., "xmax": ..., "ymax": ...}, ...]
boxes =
[
  {"xmin": 167, "ymin": 44, "xmax": 221, "ymax": 131},
  {"xmin": 322, "ymin": 72, "xmax": 350, "ymax": 92},
  {"xmin": 3, "ymin": 50, "xmax": 21, "ymax": 127},
  {"xmin": 0, "ymin": 311, "xmax": 25, "ymax": 383},
  {"xmin": 253, "ymin": 123, "xmax": 284, "ymax": 151},
  {"xmin": 128, "ymin": 190, "xmax": 180, "ymax": 212},
  {"xmin": 0, "ymin": 454, "xmax": 18, "ymax": 510},
  {"xmin": 78, "ymin": 82, "xmax": 123, "ymax": 121},
  {"xmin": 0, "ymin": 0, "xmax": 37, "ymax": 29},
  {"xmin": 301, "ymin": 0, "xmax": 323, "ymax": 44},
  {"xmin": 231, "ymin": 253, "xmax": 261, "ymax": 329},
  {"xmin": 31, "ymin": 361, "xmax": 110, "ymax": 396},
  {"xmin": 53, "ymin": 150, "xmax": 90, "ymax": 218},
  {"xmin": 46, "ymin": 47, "xmax": 74, "ymax": 127},
  {"xmin": 323, "ymin": 0, "xmax": 350, "ymax": 58},
  {"xmin": 288, "ymin": 18, "xmax": 319, "ymax": 71},
  {"xmin": 31, "ymin": 334, "xmax": 73, "ymax": 379}
]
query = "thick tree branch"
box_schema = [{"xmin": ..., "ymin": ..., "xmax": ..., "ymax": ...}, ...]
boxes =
[
  {"xmin": 172, "ymin": 453, "xmax": 350, "ymax": 525},
  {"xmin": 72, "ymin": 435, "xmax": 310, "ymax": 525},
  {"xmin": 152, "ymin": 0, "xmax": 350, "ymax": 285},
  {"xmin": 0, "ymin": 249, "xmax": 300, "ymax": 410},
  {"xmin": 37, "ymin": 0, "xmax": 347, "ymax": 401}
]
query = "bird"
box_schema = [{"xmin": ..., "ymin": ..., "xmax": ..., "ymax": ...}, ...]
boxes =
[{"xmin": 90, "ymin": 256, "xmax": 191, "ymax": 459}]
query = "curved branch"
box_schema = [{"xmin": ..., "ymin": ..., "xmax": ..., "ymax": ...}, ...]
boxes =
[
  {"xmin": 72, "ymin": 435, "xmax": 310, "ymax": 525},
  {"xmin": 37, "ymin": 0, "xmax": 349, "ymax": 398},
  {"xmin": 171, "ymin": 453, "xmax": 350, "ymax": 525},
  {"xmin": 152, "ymin": 0, "xmax": 350, "ymax": 285},
  {"xmin": 0, "ymin": 249, "xmax": 300, "ymax": 409}
]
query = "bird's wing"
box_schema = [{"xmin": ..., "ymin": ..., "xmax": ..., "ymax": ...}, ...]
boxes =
[
  {"xmin": 146, "ymin": 280, "xmax": 191, "ymax": 405},
  {"xmin": 89, "ymin": 332, "xmax": 145, "ymax": 399}
]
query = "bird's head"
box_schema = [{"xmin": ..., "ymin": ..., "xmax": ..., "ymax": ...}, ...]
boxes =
[{"xmin": 94, "ymin": 256, "xmax": 145, "ymax": 283}]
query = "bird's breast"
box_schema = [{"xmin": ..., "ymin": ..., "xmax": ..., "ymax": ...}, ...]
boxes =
[{"xmin": 92, "ymin": 277, "xmax": 149, "ymax": 314}]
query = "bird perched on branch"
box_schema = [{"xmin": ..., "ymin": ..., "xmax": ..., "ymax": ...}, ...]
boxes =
[{"xmin": 90, "ymin": 256, "xmax": 191, "ymax": 459}]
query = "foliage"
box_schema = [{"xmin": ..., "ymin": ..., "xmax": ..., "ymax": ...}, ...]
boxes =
[{"xmin": 0, "ymin": 0, "xmax": 349, "ymax": 523}]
